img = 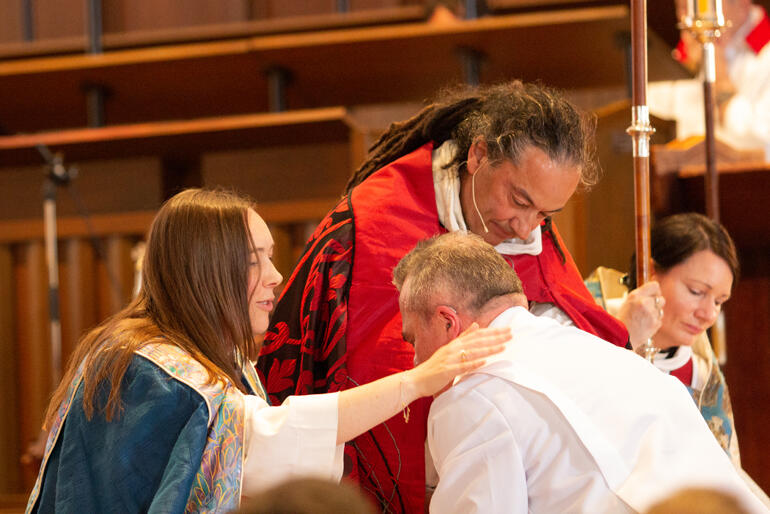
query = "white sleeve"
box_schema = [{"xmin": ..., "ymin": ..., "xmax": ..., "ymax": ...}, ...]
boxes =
[
  {"xmin": 723, "ymin": 89, "xmax": 770, "ymax": 149},
  {"xmin": 722, "ymin": 43, "xmax": 770, "ymax": 150},
  {"xmin": 241, "ymin": 392, "xmax": 345, "ymax": 497},
  {"xmin": 427, "ymin": 387, "xmax": 528, "ymax": 514}
]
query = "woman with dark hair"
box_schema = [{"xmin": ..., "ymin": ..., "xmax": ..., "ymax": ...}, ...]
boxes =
[
  {"xmin": 26, "ymin": 189, "xmax": 508, "ymax": 513},
  {"xmin": 259, "ymin": 81, "xmax": 631, "ymax": 512},
  {"xmin": 587, "ymin": 213, "xmax": 741, "ymax": 464}
]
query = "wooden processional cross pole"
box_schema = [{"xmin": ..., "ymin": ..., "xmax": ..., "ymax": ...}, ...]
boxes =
[{"xmin": 626, "ymin": 0, "xmax": 657, "ymax": 361}]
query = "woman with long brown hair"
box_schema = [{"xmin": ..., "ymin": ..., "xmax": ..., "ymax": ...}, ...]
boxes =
[{"xmin": 26, "ymin": 188, "xmax": 508, "ymax": 513}]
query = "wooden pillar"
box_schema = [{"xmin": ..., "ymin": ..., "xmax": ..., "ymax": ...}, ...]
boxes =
[
  {"xmin": 60, "ymin": 238, "xmax": 97, "ymax": 361},
  {"xmin": 21, "ymin": 0, "xmax": 34, "ymax": 41},
  {"xmin": 96, "ymin": 236, "xmax": 134, "ymax": 320},
  {"xmin": 14, "ymin": 241, "xmax": 50, "ymax": 489},
  {"xmin": 0, "ymin": 244, "xmax": 21, "ymax": 492},
  {"xmin": 458, "ymin": 47, "xmax": 484, "ymax": 86},
  {"xmin": 265, "ymin": 67, "xmax": 292, "ymax": 113},
  {"xmin": 84, "ymin": 0, "xmax": 107, "ymax": 128}
]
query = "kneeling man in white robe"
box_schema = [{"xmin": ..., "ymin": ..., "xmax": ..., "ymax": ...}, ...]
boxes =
[{"xmin": 392, "ymin": 232, "xmax": 767, "ymax": 514}]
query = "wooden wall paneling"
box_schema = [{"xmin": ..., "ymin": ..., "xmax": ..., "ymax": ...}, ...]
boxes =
[
  {"xmin": 0, "ymin": 243, "xmax": 21, "ymax": 493},
  {"xmin": 95, "ymin": 235, "xmax": 135, "ymax": 321},
  {"xmin": 253, "ymin": 0, "xmax": 336, "ymax": 18},
  {"xmin": 59, "ymin": 238, "xmax": 97, "ymax": 362},
  {"xmin": 0, "ymin": 109, "xmax": 353, "ymax": 166},
  {"xmin": 583, "ymin": 101, "xmax": 638, "ymax": 274},
  {"xmin": 32, "ymin": 0, "xmax": 85, "ymax": 40},
  {"xmin": 13, "ymin": 240, "xmax": 50, "ymax": 490},
  {"xmin": 580, "ymin": 101, "xmax": 676, "ymax": 275},
  {"xmin": 0, "ymin": 164, "xmax": 49, "ymax": 221},
  {"xmin": 0, "ymin": 211, "xmax": 156, "ymax": 245},
  {"xmin": 348, "ymin": 103, "xmax": 422, "ymax": 131},
  {"xmin": 252, "ymin": 0, "xmax": 409, "ymax": 18},
  {"xmin": 0, "ymin": 6, "xmax": 639, "ymax": 133},
  {"xmin": 201, "ymin": 141, "xmax": 350, "ymax": 203},
  {"xmin": 0, "ymin": 0, "xmax": 24, "ymax": 43},
  {"xmin": 0, "ymin": 158, "xmax": 163, "ymax": 221},
  {"xmin": 58, "ymin": 158, "xmax": 165, "ymax": 216},
  {"xmin": 103, "ymin": 0, "xmax": 249, "ymax": 34},
  {"xmin": 346, "ymin": 102, "xmax": 422, "ymax": 175},
  {"xmin": 552, "ymin": 192, "xmax": 588, "ymax": 274},
  {"xmin": 0, "ymin": 4, "xmax": 427, "ymax": 62},
  {"xmin": 161, "ymin": 155, "xmax": 202, "ymax": 200},
  {"xmin": 723, "ymin": 248, "xmax": 770, "ymax": 493},
  {"xmin": 674, "ymin": 168, "xmax": 770, "ymax": 252},
  {"xmin": 351, "ymin": 0, "xmax": 411, "ymax": 10}
]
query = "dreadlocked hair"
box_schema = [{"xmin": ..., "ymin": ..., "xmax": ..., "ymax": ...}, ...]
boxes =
[
  {"xmin": 345, "ymin": 95, "xmax": 482, "ymax": 192},
  {"xmin": 345, "ymin": 81, "xmax": 599, "ymax": 193}
]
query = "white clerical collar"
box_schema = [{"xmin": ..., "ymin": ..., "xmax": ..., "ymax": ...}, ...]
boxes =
[
  {"xmin": 431, "ymin": 140, "xmax": 542, "ymax": 256},
  {"xmin": 652, "ymin": 345, "xmax": 693, "ymax": 372},
  {"xmin": 488, "ymin": 305, "xmax": 529, "ymax": 330}
]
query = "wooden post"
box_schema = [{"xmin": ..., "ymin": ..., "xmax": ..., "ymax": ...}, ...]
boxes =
[
  {"xmin": 266, "ymin": 67, "xmax": 292, "ymax": 113},
  {"xmin": 626, "ymin": 0, "xmax": 656, "ymax": 360},
  {"xmin": 458, "ymin": 47, "xmax": 483, "ymax": 87}
]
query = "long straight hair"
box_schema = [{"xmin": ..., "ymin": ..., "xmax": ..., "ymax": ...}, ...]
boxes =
[{"xmin": 44, "ymin": 189, "xmax": 259, "ymax": 427}]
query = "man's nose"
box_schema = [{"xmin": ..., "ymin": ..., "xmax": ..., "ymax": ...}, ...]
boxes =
[{"xmin": 510, "ymin": 212, "xmax": 539, "ymax": 240}]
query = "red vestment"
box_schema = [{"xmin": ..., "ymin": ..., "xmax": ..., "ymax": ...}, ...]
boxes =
[{"xmin": 259, "ymin": 143, "xmax": 628, "ymax": 512}]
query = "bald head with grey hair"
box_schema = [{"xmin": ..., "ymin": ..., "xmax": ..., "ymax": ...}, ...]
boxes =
[{"xmin": 393, "ymin": 232, "xmax": 524, "ymax": 319}]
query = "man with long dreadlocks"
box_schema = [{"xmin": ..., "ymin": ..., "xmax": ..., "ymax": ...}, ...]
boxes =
[{"xmin": 258, "ymin": 81, "xmax": 629, "ymax": 512}]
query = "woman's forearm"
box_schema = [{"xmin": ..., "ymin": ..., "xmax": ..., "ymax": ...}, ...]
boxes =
[
  {"xmin": 334, "ymin": 325, "xmax": 510, "ymax": 444},
  {"xmin": 336, "ymin": 370, "xmax": 417, "ymax": 444}
]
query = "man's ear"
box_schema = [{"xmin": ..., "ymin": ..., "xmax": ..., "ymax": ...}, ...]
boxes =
[
  {"xmin": 467, "ymin": 138, "xmax": 488, "ymax": 176},
  {"xmin": 436, "ymin": 305, "xmax": 462, "ymax": 340}
]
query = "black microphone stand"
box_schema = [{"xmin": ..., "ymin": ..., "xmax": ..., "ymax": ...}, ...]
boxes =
[
  {"xmin": 21, "ymin": 145, "xmax": 77, "ymax": 464},
  {"xmin": 37, "ymin": 144, "xmax": 77, "ymax": 387}
]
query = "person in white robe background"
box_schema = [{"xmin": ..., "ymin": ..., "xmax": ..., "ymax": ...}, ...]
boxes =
[
  {"xmin": 648, "ymin": 0, "xmax": 770, "ymax": 154},
  {"xmin": 392, "ymin": 231, "xmax": 768, "ymax": 514}
]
